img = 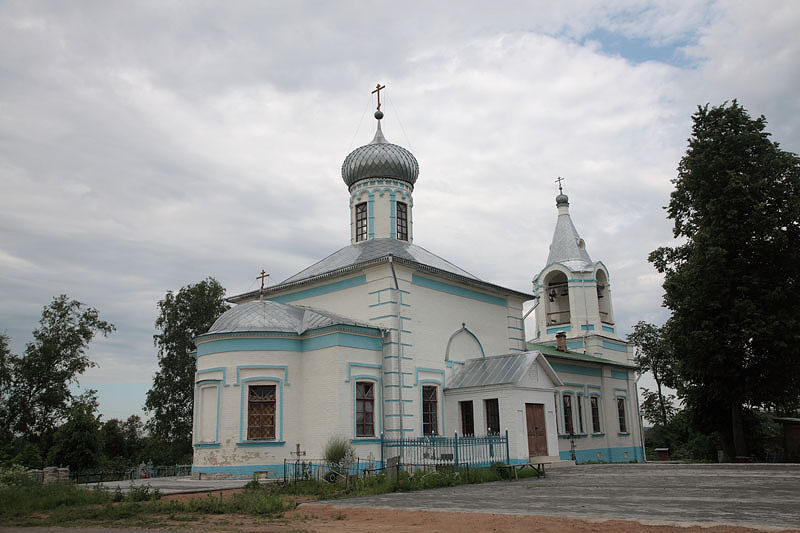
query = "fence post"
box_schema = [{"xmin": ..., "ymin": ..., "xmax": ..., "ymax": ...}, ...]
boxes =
[
  {"xmin": 505, "ymin": 429, "xmax": 510, "ymax": 464},
  {"xmin": 454, "ymin": 431, "xmax": 459, "ymax": 467}
]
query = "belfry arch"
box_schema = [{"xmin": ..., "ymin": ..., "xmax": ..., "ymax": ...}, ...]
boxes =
[
  {"xmin": 544, "ymin": 270, "xmax": 570, "ymax": 327},
  {"xmin": 596, "ymin": 269, "xmax": 613, "ymax": 324}
]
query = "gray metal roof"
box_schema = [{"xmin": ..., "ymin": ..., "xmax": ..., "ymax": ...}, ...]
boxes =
[
  {"xmin": 447, "ymin": 352, "xmax": 536, "ymax": 389},
  {"xmin": 204, "ymin": 300, "xmax": 374, "ymax": 335},
  {"xmin": 546, "ymin": 194, "xmax": 593, "ymax": 272},
  {"xmin": 342, "ymin": 118, "xmax": 419, "ymax": 188},
  {"xmin": 282, "ymin": 238, "xmax": 479, "ymax": 284}
]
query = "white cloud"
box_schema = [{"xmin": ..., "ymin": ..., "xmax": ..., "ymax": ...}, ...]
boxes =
[{"xmin": 1, "ymin": 0, "xmax": 798, "ymax": 419}]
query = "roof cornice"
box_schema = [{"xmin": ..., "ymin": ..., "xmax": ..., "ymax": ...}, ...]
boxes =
[{"xmin": 229, "ymin": 253, "xmax": 533, "ymax": 303}]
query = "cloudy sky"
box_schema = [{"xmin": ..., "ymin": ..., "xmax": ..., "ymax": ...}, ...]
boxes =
[{"xmin": 2, "ymin": 1, "xmax": 798, "ymax": 421}]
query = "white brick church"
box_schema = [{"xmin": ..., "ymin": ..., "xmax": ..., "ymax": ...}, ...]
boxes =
[{"xmin": 191, "ymin": 102, "xmax": 644, "ymax": 478}]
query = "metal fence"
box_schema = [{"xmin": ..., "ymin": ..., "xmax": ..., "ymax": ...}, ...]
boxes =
[
  {"xmin": 283, "ymin": 458, "xmax": 369, "ymax": 484},
  {"xmin": 381, "ymin": 431, "xmax": 509, "ymax": 471}
]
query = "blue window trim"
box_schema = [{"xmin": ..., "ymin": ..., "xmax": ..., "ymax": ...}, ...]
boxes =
[
  {"xmin": 236, "ymin": 365, "xmax": 289, "ymax": 386},
  {"xmin": 588, "ymin": 391, "xmax": 604, "ymax": 435},
  {"xmin": 346, "ymin": 362, "xmax": 382, "ymax": 382},
  {"xmin": 197, "ymin": 366, "xmax": 228, "ymax": 386},
  {"xmin": 415, "ymin": 367, "xmax": 446, "ymax": 387},
  {"xmin": 352, "ymin": 375, "xmax": 382, "ymax": 439},
  {"xmin": 194, "ymin": 379, "xmax": 221, "ymax": 446},
  {"xmin": 419, "ymin": 379, "xmax": 443, "ymax": 436},
  {"xmin": 614, "ymin": 392, "xmax": 629, "ymax": 435},
  {"xmin": 239, "ymin": 376, "xmax": 283, "ymax": 444}
]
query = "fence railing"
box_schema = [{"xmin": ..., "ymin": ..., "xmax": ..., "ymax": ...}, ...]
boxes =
[
  {"xmin": 283, "ymin": 458, "xmax": 370, "ymax": 485},
  {"xmin": 381, "ymin": 431, "xmax": 509, "ymax": 471}
]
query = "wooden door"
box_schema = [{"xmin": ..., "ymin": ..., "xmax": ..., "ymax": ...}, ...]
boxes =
[{"xmin": 525, "ymin": 403, "xmax": 548, "ymax": 457}]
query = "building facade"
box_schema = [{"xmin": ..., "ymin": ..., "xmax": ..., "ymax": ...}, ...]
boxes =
[{"xmin": 191, "ymin": 106, "xmax": 643, "ymax": 478}]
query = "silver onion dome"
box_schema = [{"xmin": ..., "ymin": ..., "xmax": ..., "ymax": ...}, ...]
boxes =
[
  {"xmin": 341, "ymin": 111, "xmax": 419, "ymax": 189},
  {"xmin": 556, "ymin": 193, "xmax": 569, "ymax": 206}
]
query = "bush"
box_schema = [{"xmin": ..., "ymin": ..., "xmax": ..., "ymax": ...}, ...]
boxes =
[
  {"xmin": 0, "ymin": 464, "xmax": 33, "ymax": 487},
  {"xmin": 322, "ymin": 435, "xmax": 355, "ymax": 467}
]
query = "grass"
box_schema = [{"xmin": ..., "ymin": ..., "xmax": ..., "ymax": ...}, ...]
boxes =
[{"xmin": 0, "ymin": 464, "xmax": 542, "ymax": 527}]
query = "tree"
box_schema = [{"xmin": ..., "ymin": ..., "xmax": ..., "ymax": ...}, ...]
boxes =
[
  {"xmin": 650, "ymin": 101, "xmax": 800, "ymax": 458},
  {"xmin": 627, "ymin": 321, "xmax": 676, "ymax": 426},
  {"xmin": 144, "ymin": 278, "xmax": 229, "ymax": 454},
  {"xmin": 4, "ymin": 295, "xmax": 114, "ymax": 442},
  {"xmin": 47, "ymin": 393, "xmax": 101, "ymax": 471}
]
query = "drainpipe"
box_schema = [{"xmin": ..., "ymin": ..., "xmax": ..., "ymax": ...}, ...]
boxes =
[{"xmin": 388, "ymin": 255, "xmax": 404, "ymax": 438}]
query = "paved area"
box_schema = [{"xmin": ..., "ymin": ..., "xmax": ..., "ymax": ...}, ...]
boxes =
[
  {"xmin": 321, "ymin": 463, "xmax": 800, "ymax": 530},
  {"xmin": 89, "ymin": 476, "xmax": 252, "ymax": 495}
]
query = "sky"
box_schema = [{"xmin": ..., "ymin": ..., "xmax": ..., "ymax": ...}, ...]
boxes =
[{"xmin": 1, "ymin": 1, "xmax": 799, "ymax": 422}]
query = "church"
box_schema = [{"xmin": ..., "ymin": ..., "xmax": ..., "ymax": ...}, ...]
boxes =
[{"xmin": 191, "ymin": 95, "xmax": 644, "ymax": 478}]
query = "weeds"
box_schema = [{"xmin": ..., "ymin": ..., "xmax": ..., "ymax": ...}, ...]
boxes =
[{"xmin": 0, "ymin": 464, "xmax": 532, "ymax": 527}]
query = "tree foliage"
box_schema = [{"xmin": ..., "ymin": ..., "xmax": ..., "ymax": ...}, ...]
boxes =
[
  {"xmin": 3, "ymin": 295, "xmax": 114, "ymax": 442},
  {"xmin": 144, "ymin": 278, "xmax": 229, "ymax": 452},
  {"xmin": 627, "ymin": 321, "xmax": 675, "ymax": 426},
  {"xmin": 47, "ymin": 394, "xmax": 101, "ymax": 471},
  {"xmin": 650, "ymin": 101, "xmax": 800, "ymax": 457}
]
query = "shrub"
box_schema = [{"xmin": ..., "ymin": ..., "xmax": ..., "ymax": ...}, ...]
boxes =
[
  {"xmin": 0, "ymin": 464, "xmax": 33, "ymax": 487},
  {"xmin": 322, "ymin": 436, "xmax": 355, "ymax": 467}
]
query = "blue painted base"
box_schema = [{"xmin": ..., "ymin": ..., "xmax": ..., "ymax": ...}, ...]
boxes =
[
  {"xmin": 193, "ymin": 460, "xmax": 382, "ymax": 480},
  {"xmin": 559, "ymin": 445, "xmax": 644, "ymax": 463}
]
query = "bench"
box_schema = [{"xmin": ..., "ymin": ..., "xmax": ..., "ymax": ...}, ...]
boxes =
[{"xmin": 501, "ymin": 456, "xmax": 560, "ymax": 479}]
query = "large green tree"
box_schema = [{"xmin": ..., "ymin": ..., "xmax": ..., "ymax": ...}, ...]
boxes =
[
  {"xmin": 650, "ymin": 101, "xmax": 800, "ymax": 457},
  {"xmin": 144, "ymin": 278, "xmax": 229, "ymax": 453},
  {"xmin": 3, "ymin": 296, "xmax": 114, "ymax": 442}
]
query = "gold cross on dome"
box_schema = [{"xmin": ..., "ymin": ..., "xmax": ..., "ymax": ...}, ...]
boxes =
[{"xmin": 372, "ymin": 83, "xmax": 386, "ymax": 110}]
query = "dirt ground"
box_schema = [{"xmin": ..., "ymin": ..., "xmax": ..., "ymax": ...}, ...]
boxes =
[{"xmin": 158, "ymin": 490, "xmax": 800, "ymax": 533}]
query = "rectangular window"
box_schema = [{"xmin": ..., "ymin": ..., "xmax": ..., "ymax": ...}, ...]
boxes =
[
  {"xmin": 485, "ymin": 398, "xmax": 500, "ymax": 435},
  {"xmin": 460, "ymin": 401, "xmax": 474, "ymax": 436},
  {"xmin": 576, "ymin": 396, "xmax": 585, "ymax": 434},
  {"xmin": 247, "ymin": 385, "xmax": 276, "ymax": 440},
  {"xmin": 396, "ymin": 201, "xmax": 408, "ymax": 241},
  {"xmin": 355, "ymin": 202, "xmax": 368, "ymax": 242},
  {"xmin": 422, "ymin": 385, "xmax": 438, "ymax": 435},
  {"xmin": 355, "ymin": 381, "xmax": 375, "ymax": 437},
  {"xmin": 590, "ymin": 396, "xmax": 601, "ymax": 433},
  {"xmin": 563, "ymin": 394, "xmax": 574, "ymax": 435},
  {"xmin": 617, "ymin": 397, "xmax": 628, "ymax": 433}
]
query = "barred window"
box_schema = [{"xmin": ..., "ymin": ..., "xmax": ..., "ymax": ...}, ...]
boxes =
[
  {"xmin": 396, "ymin": 201, "xmax": 408, "ymax": 241},
  {"xmin": 355, "ymin": 202, "xmax": 368, "ymax": 242},
  {"xmin": 247, "ymin": 385, "xmax": 276, "ymax": 440},
  {"xmin": 422, "ymin": 385, "xmax": 438, "ymax": 436},
  {"xmin": 356, "ymin": 381, "xmax": 375, "ymax": 437}
]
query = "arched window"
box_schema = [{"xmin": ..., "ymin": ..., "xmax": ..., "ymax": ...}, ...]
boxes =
[{"xmin": 544, "ymin": 271, "xmax": 570, "ymax": 326}]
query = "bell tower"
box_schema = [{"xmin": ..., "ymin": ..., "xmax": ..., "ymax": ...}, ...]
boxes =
[{"xmin": 532, "ymin": 187, "xmax": 621, "ymax": 353}]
